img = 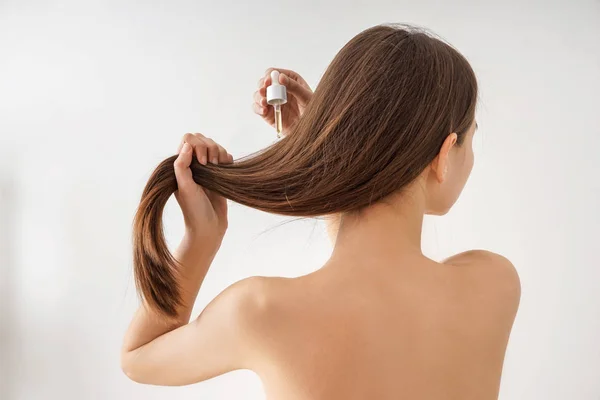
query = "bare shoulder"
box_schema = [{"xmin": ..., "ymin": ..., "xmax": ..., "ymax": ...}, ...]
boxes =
[
  {"xmin": 218, "ymin": 275, "xmax": 285, "ymax": 314},
  {"xmin": 213, "ymin": 275, "xmax": 291, "ymax": 331},
  {"xmin": 443, "ymin": 250, "xmax": 521, "ymax": 310},
  {"xmin": 444, "ymin": 249, "xmax": 515, "ymax": 270},
  {"xmin": 208, "ymin": 276, "xmax": 293, "ymax": 368}
]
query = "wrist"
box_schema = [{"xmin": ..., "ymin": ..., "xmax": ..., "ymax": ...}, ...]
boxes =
[{"xmin": 181, "ymin": 230, "xmax": 222, "ymax": 257}]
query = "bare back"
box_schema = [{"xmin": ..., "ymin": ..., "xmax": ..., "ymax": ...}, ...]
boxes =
[{"xmin": 253, "ymin": 251, "xmax": 520, "ymax": 400}]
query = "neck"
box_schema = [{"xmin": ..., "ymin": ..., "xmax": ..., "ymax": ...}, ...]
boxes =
[{"xmin": 329, "ymin": 188, "xmax": 426, "ymax": 265}]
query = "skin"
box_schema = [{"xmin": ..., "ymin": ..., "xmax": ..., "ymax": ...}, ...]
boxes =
[{"xmin": 121, "ymin": 68, "xmax": 521, "ymax": 400}]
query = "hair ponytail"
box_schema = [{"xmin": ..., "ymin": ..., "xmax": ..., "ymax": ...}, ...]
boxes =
[{"xmin": 133, "ymin": 156, "xmax": 180, "ymax": 317}]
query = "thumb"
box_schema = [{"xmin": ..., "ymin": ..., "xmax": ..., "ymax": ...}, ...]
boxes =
[
  {"xmin": 280, "ymin": 73, "xmax": 312, "ymax": 105},
  {"xmin": 174, "ymin": 142, "xmax": 195, "ymax": 193}
]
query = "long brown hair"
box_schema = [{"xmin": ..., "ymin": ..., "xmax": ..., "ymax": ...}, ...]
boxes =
[{"xmin": 133, "ymin": 24, "xmax": 478, "ymax": 318}]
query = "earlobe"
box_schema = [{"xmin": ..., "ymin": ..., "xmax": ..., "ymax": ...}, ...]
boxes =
[
  {"xmin": 438, "ymin": 163, "xmax": 448, "ymax": 183},
  {"xmin": 431, "ymin": 157, "xmax": 446, "ymax": 184}
]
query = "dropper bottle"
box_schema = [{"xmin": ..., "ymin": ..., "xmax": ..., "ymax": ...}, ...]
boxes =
[{"xmin": 266, "ymin": 70, "xmax": 288, "ymax": 138}]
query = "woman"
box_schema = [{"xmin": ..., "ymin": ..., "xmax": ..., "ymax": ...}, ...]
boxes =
[{"xmin": 121, "ymin": 24, "xmax": 520, "ymax": 399}]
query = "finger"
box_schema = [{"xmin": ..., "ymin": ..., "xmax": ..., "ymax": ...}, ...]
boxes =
[
  {"xmin": 263, "ymin": 107, "xmax": 275, "ymax": 126},
  {"xmin": 265, "ymin": 67, "xmax": 310, "ymax": 87},
  {"xmin": 183, "ymin": 133, "xmax": 208, "ymax": 165},
  {"xmin": 204, "ymin": 138, "xmax": 221, "ymax": 165},
  {"xmin": 280, "ymin": 73, "xmax": 312, "ymax": 104},
  {"xmin": 253, "ymin": 102, "xmax": 266, "ymax": 116},
  {"xmin": 253, "ymin": 90, "xmax": 267, "ymax": 107},
  {"xmin": 265, "ymin": 67, "xmax": 300, "ymax": 79},
  {"xmin": 174, "ymin": 142, "xmax": 194, "ymax": 192},
  {"xmin": 227, "ymin": 153, "xmax": 234, "ymax": 163},
  {"xmin": 193, "ymin": 133, "xmax": 210, "ymax": 162},
  {"xmin": 177, "ymin": 132, "xmax": 195, "ymax": 153},
  {"xmin": 216, "ymin": 145, "xmax": 229, "ymax": 164},
  {"xmin": 257, "ymin": 77, "xmax": 265, "ymax": 88}
]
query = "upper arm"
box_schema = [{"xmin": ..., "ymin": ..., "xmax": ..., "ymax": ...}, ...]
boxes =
[{"xmin": 122, "ymin": 276, "xmax": 271, "ymax": 386}]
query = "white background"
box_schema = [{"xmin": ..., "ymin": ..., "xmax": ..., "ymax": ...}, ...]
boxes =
[{"xmin": 1, "ymin": 0, "xmax": 599, "ymax": 399}]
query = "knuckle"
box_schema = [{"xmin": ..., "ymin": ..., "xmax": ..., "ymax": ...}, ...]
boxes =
[
  {"xmin": 204, "ymin": 138, "xmax": 224, "ymax": 154},
  {"xmin": 195, "ymin": 146, "xmax": 207, "ymax": 157},
  {"xmin": 174, "ymin": 158, "xmax": 186, "ymax": 168}
]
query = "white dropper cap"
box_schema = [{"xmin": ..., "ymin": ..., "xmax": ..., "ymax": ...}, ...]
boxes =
[{"xmin": 266, "ymin": 70, "xmax": 287, "ymax": 105}]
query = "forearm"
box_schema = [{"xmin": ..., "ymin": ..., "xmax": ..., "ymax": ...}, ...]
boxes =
[{"xmin": 122, "ymin": 235, "xmax": 217, "ymax": 354}]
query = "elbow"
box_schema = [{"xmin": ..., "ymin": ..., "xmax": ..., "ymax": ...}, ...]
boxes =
[
  {"xmin": 120, "ymin": 352, "xmax": 145, "ymax": 384},
  {"xmin": 121, "ymin": 351, "xmax": 176, "ymax": 386}
]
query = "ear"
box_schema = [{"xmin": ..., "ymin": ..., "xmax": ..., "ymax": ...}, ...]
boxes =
[{"xmin": 431, "ymin": 133, "xmax": 458, "ymax": 183}]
